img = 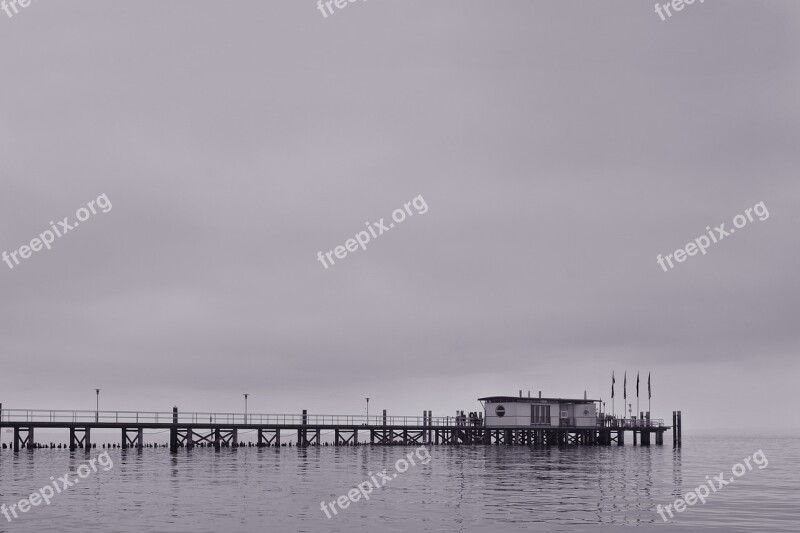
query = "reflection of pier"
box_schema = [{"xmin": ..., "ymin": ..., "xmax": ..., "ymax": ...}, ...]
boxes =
[{"xmin": 0, "ymin": 405, "xmax": 681, "ymax": 452}]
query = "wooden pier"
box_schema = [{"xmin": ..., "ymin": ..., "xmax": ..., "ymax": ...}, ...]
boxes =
[{"xmin": 0, "ymin": 405, "xmax": 680, "ymax": 452}]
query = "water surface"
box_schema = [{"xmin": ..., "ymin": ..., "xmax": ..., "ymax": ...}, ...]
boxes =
[{"xmin": 0, "ymin": 430, "xmax": 796, "ymax": 532}]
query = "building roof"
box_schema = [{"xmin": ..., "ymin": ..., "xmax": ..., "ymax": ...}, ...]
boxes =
[{"xmin": 478, "ymin": 396, "xmax": 599, "ymax": 404}]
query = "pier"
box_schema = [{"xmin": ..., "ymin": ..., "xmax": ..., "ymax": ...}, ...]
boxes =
[{"xmin": 0, "ymin": 405, "xmax": 680, "ymax": 452}]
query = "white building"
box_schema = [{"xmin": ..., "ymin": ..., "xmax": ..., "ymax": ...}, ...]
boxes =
[{"xmin": 479, "ymin": 392, "xmax": 599, "ymax": 428}]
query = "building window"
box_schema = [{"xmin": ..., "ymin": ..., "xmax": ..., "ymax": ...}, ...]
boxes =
[
  {"xmin": 495, "ymin": 405, "xmax": 506, "ymax": 417},
  {"xmin": 532, "ymin": 405, "xmax": 550, "ymax": 424}
]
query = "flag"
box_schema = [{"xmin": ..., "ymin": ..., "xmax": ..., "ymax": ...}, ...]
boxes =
[
  {"xmin": 611, "ymin": 371, "xmax": 615, "ymax": 399},
  {"xmin": 636, "ymin": 372, "xmax": 640, "ymax": 398},
  {"xmin": 623, "ymin": 371, "xmax": 627, "ymax": 400},
  {"xmin": 648, "ymin": 372, "xmax": 651, "ymax": 399}
]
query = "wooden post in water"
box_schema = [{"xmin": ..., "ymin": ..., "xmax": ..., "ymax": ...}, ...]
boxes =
[
  {"xmin": 301, "ymin": 409, "xmax": 307, "ymax": 447},
  {"xmin": 672, "ymin": 411, "xmax": 677, "ymax": 446},
  {"xmin": 677, "ymin": 411, "xmax": 682, "ymax": 447},
  {"xmin": 170, "ymin": 407, "xmax": 179, "ymax": 452},
  {"xmin": 427, "ymin": 410, "xmax": 432, "ymax": 444}
]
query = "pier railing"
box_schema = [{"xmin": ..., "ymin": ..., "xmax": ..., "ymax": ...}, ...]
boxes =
[
  {"xmin": 0, "ymin": 410, "xmax": 667, "ymax": 429},
  {"xmin": 602, "ymin": 418, "xmax": 665, "ymax": 428},
  {"xmin": 0, "ymin": 409, "xmax": 471, "ymax": 427}
]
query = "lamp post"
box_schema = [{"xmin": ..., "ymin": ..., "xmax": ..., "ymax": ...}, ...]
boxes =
[
  {"xmin": 365, "ymin": 397, "xmax": 370, "ymax": 424},
  {"xmin": 95, "ymin": 389, "xmax": 101, "ymax": 423},
  {"xmin": 243, "ymin": 394, "xmax": 249, "ymax": 425}
]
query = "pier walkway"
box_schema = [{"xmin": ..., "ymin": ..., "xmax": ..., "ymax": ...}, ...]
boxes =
[{"xmin": 0, "ymin": 407, "xmax": 679, "ymax": 451}]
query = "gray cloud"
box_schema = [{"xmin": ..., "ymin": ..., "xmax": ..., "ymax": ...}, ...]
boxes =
[{"xmin": 0, "ymin": 0, "xmax": 798, "ymax": 429}]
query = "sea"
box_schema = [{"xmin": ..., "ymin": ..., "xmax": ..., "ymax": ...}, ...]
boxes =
[{"xmin": 0, "ymin": 429, "xmax": 797, "ymax": 533}]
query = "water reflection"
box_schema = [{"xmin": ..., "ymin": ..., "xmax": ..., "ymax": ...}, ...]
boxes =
[{"xmin": 0, "ymin": 433, "xmax": 796, "ymax": 532}]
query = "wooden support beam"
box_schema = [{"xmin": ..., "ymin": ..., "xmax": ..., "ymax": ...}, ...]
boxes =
[
  {"xmin": 672, "ymin": 411, "xmax": 677, "ymax": 446},
  {"xmin": 122, "ymin": 427, "xmax": 143, "ymax": 449}
]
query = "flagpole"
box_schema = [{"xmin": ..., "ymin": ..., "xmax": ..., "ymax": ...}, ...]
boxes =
[
  {"xmin": 623, "ymin": 371, "xmax": 627, "ymax": 419},
  {"xmin": 611, "ymin": 371, "xmax": 615, "ymax": 418}
]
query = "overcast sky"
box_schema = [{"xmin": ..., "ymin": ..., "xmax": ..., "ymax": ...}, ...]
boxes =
[{"xmin": 1, "ymin": 1, "xmax": 798, "ymax": 431}]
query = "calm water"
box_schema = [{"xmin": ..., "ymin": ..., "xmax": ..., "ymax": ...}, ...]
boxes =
[{"xmin": 0, "ymin": 431, "xmax": 797, "ymax": 532}]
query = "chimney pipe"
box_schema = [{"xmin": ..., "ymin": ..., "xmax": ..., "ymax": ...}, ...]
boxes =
[
  {"xmin": 519, "ymin": 390, "xmax": 522, "ymax": 398},
  {"xmin": 584, "ymin": 390, "xmax": 587, "ymax": 400}
]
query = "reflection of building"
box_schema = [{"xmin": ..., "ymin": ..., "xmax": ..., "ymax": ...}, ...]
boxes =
[{"xmin": 479, "ymin": 391, "xmax": 599, "ymax": 428}]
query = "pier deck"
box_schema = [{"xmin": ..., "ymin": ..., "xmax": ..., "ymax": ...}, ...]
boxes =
[{"xmin": 0, "ymin": 408, "xmax": 677, "ymax": 451}]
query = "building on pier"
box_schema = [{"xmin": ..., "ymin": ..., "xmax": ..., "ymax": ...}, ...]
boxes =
[{"xmin": 479, "ymin": 391, "xmax": 599, "ymax": 428}]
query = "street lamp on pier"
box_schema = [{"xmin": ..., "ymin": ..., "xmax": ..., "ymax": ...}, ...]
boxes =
[{"xmin": 95, "ymin": 389, "xmax": 101, "ymax": 423}]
